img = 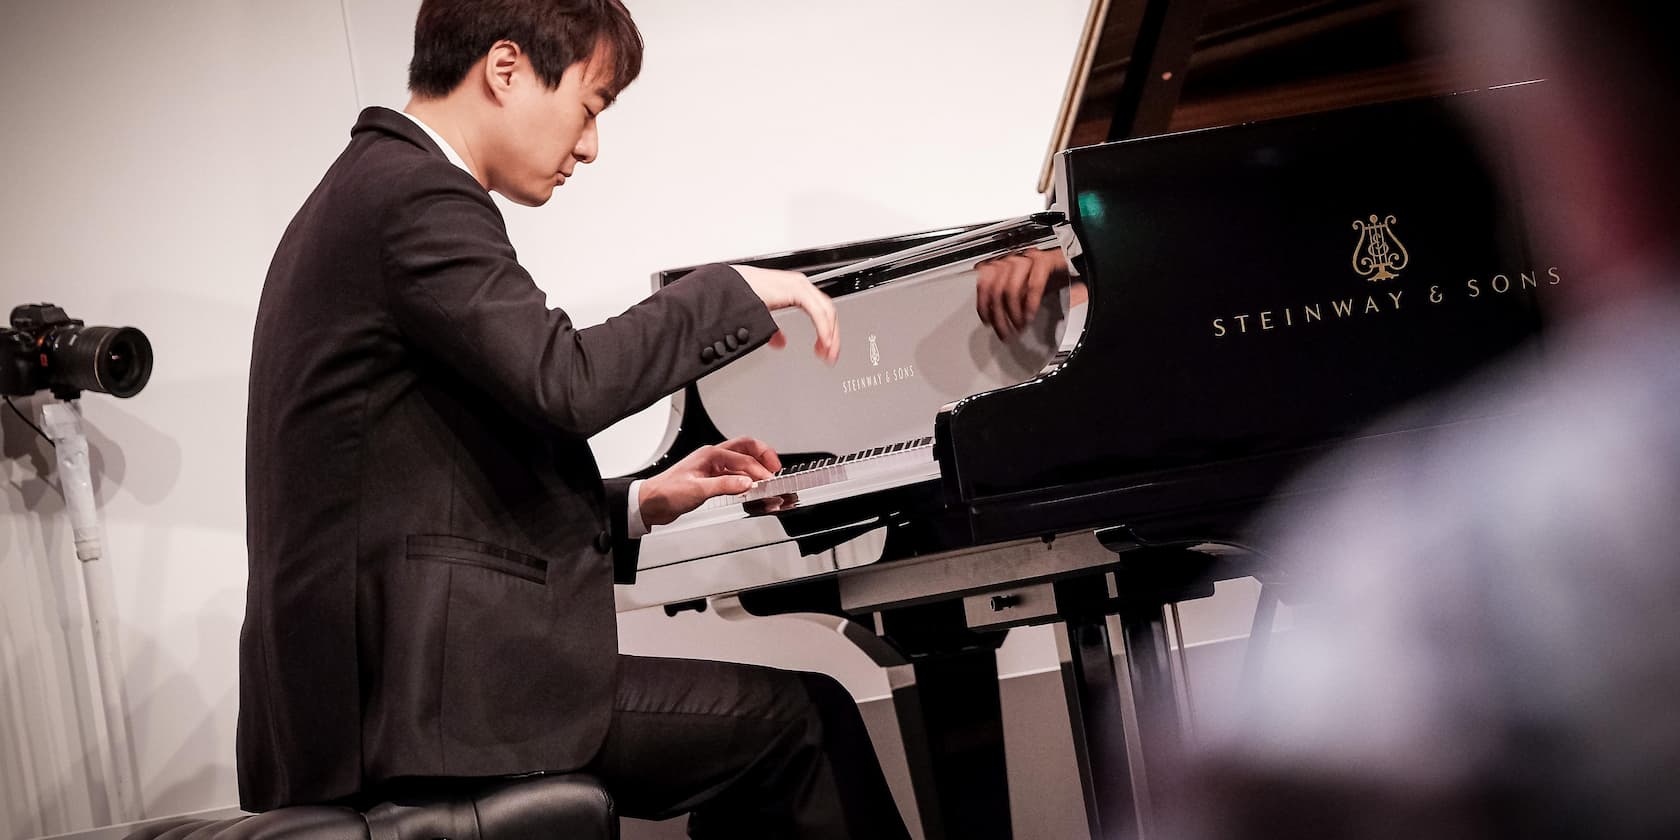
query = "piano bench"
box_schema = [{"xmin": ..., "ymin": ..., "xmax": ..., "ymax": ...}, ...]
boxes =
[{"xmin": 119, "ymin": 774, "xmax": 618, "ymax": 840}]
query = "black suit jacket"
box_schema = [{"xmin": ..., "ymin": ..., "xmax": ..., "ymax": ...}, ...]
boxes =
[{"xmin": 238, "ymin": 107, "xmax": 776, "ymax": 810}]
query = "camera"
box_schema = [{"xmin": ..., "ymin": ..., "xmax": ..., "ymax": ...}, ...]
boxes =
[{"xmin": 0, "ymin": 303, "xmax": 153, "ymax": 399}]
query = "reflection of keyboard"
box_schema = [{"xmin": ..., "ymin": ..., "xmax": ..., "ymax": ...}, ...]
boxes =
[{"xmin": 689, "ymin": 436, "xmax": 939, "ymax": 514}]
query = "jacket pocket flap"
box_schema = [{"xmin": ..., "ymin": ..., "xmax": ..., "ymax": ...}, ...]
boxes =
[{"xmin": 406, "ymin": 535, "xmax": 547, "ymax": 584}]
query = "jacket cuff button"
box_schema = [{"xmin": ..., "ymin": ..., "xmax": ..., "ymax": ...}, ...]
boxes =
[
  {"xmin": 594, "ymin": 530, "xmax": 613, "ymax": 554},
  {"xmin": 724, "ymin": 334, "xmax": 739, "ymax": 351},
  {"xmin": 713, "ymin": 339, "xmax": 728, "ymax": 357},
  {"xmin": 736, "ymin": 327, "xmax": 750, "ymax": 342},
  {"xmin": 701, "ymin": 345, "xmax": 717, "ymax": 362}
]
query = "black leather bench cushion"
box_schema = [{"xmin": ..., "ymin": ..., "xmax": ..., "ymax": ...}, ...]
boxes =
[
  {"xmin": 120, "ymin": 775, "xmax": 615, "ymax": 840},
  {"xmin": 120, "ymin": 807, "xmax": 364, "ymax": 840}
]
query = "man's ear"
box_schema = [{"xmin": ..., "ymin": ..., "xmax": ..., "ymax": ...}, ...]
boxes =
[{"xmin": 482, "ymin": 39, "xmax": 523, "ymax": 104}]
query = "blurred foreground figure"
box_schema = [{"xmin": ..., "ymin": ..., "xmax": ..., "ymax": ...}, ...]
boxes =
[{"xmin": 1181, "ymin": 3, "xmax": 1680, "ymax": 838}]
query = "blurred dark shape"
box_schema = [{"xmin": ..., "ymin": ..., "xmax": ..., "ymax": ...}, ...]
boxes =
[{"xmin": 1179, "ymin": 2, "xmax": 1680, "ymax": 838}]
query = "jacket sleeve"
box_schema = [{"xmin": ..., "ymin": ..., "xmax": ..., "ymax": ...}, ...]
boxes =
[
  {"xmin": 602, "ymin": 476, "xmax": 641, "ymax": 584},
  {"xmin": 380, "ymin": 168, "xmax": 778, "ymax": 439}
]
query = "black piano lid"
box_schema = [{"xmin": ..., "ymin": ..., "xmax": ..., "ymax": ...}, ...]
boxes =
[
  {"xmin": 653, "ymin": 222, "xmax": 994, "ymax": 290},
  {"xmin": 653, "ymin": 214, "xmax": 1065, "ymax": 298},
  {"xmin": 798, "ymin": 214, "xmax": 1067, "ymax": 299}
]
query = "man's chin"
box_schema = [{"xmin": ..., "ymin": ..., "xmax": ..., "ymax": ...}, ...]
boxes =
[{"xmin": 499, "ymin": 186, "xmax": 554, "ymax": 208}]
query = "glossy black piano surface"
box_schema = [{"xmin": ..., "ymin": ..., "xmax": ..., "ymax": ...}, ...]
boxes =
[
  {"xmin": 620, "ymin": 82, "xmax": 1553, "ymax": 607},
  {"xmin": 941, "ymin": 82, "xmax": 1551, "ymax": 547}
]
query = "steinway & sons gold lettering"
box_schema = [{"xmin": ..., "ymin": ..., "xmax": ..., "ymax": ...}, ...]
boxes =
[
  {"xmin": 842, "ymin": 365, "xmax": 917, "ymax": 394},
  {"xmin": 1211, "ymin": 266, "xmax": 1562, "ymax": 338}
]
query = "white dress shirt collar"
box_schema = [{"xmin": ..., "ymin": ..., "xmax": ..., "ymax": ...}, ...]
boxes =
[{"xmin": 399, "ymin": 109, "xmax": 476, "ymax": 181}]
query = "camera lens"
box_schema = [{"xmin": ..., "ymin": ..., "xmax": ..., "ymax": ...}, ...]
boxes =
[
  {"xmin": 107, "ymin": 348, "xmax": 133, "ymax": 381},
  {"xmin": 52, "ymin": 325, "xmax": 154, "ymax": 397}
]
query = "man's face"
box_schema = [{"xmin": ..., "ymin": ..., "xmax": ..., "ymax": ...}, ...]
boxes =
[{"xmin": 488, "ymin": 46, "xmax": 613, "ymax": 207}]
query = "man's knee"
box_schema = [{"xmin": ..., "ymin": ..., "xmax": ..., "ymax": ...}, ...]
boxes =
[
  {"xmin": 794, "ymin": 671, "xmax": 866, "ymax": 737},
  {"xmin": 796, "ymin": 670, "xmax": 850, "ymax": 706}
]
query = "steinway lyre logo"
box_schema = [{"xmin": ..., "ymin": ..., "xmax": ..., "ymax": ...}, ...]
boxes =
[
  {"xmin": 1351, "ymin": 214, "xmax": 1410, "ymax": 282},
  {"xmin": 843, "ymin": 333, "xmax": 917, "ymax": 394}
]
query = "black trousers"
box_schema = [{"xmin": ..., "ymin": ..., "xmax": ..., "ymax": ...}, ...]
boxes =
[{"xmin": 585, "ymin": 655, "xmax": 912, "ymax": 839}]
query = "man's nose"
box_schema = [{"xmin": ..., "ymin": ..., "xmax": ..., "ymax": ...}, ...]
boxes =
[{"xmin": 575, "ymin": 123, "xmax": 598, "ymax": 164}]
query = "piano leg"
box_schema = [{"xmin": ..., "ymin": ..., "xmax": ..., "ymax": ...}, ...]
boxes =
[
  {"xmin": 1113, "ymin": 597, "xmax": 1187, "ymax": 836},
  {"xmin": 1057, "ymin": 576, "xmax": 1147, "ymax": 840},
  {"xmin": 880, "ymin": 604, "xmax": 1013, "ymax": 840},
  {"xmin": 1054, "ymin": 548, "xmax": 1231, "ymax": 839}
]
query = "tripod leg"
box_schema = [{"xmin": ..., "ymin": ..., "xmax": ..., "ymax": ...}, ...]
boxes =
[{"xmin": 42, "ymin": 400, "xmax": 142, "ymax": 822}]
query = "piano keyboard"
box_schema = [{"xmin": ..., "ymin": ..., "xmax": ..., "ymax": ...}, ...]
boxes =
[
  {"xmin": 695, "ymin": 436, "xmax": 937, "ymax": 512},
  {"xmin": 640, "ymin": 436, "xmax": 940, "ymax": 542}
]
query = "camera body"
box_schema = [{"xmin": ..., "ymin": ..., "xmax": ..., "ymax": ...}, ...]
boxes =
[{"xmin": 0, "ymin": 303, "xmax": 153, "ymax": 399}]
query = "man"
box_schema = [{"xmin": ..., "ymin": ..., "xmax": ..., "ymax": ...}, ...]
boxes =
[
  {"xmin": 1173, "ymin": 2, "xmax": 1680, "ymax": 838},
  {"xmin": 239, "ymin": 1, "xmax": 909, "ymax": 836}
]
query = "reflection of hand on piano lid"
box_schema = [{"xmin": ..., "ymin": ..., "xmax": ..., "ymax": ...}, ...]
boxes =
[
  {"xmin": 636, "ymin": 436, "xmax": 782, "ymax": 527},
  {"xmin": 974, "ymin": 246, "xmax": 1085, "ymax": 342},
  {"xmin": 742, "ymin": 492, "xmax": 796, "ymax": 515}
]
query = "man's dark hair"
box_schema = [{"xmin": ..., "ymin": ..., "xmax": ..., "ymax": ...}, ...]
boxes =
[{"xmin": 408, "ymin": 0, "xmax": 643, "ymax": 99}]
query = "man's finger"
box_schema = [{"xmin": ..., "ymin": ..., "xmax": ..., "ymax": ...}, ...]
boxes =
[
  {"xmin": 825, "ymin": 295, "xmax": 840, "ymax": 364},
  {"xmin": 698, "ymin": 474, "xmax": 754, "ymax": 498},
  {"xmin": 804, "ymin": 288, "xmax": 839, "ymax": 364},
  {"xmin": 820, "ymin": 290, "xmax": 839, "ymax": 361},
  {"xmin": 768, "ymin": 329, "xmax": 787, "ymax": 349},
  {"xmin": 721, "ymin": 436, "xmax": 781, "ymax": 472},
  {"xmin": 710, "ymin": 447, "xmax": 775, "ymax": 481}
]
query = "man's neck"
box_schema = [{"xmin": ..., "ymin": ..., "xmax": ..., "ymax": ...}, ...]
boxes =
[{"xmin": 402, "ymin": 97, "xmax": 489, "ymax": 189}]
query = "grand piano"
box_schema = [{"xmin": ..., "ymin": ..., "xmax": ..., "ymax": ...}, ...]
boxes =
[{"xmin": 614, "ymin": 2, "xmax": 1553, "ymax": 838}]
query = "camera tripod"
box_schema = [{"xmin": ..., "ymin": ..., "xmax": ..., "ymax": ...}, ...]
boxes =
[{"xmin": 38, "ymin": 397, "xmax": 143, "ymax": 824}]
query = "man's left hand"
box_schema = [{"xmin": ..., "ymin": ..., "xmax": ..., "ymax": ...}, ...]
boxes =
[{"xmin": 638, "ymin": 437, "xmax": 781, "ymax": 528}]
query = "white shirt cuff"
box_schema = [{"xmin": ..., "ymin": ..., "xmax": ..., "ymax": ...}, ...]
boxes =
[{"xmin": 626, "ymin": 479, "xmax": 650, "ymax": 540}]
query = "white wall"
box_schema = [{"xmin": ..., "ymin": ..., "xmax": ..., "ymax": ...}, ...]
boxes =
[
  {"xmin": 0, "ymin": 0, "xmax": 1137, "ymax": 834},
  {"xmin": 2, "ymin": 1, "xmax": 361, "ymax": 833}
]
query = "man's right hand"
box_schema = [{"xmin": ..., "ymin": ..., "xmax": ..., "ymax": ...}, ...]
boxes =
[
  {"xmin": 732, "ymin": 265, "xmax": 840, "ymax": 364},
  {"xmin": 637, "ymin": 437, "xmax": 782, "ymax": 528}
]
